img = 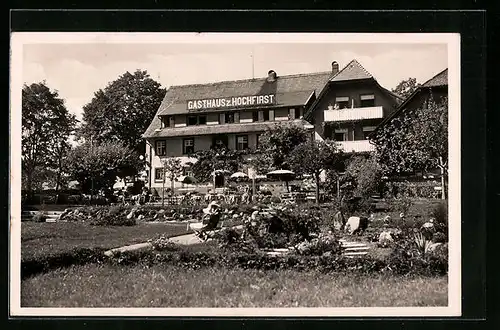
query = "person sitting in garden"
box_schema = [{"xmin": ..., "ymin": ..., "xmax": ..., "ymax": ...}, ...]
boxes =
[{"xmin": 195, "ymin": 201, "xmax": 222, "ymax": 240}]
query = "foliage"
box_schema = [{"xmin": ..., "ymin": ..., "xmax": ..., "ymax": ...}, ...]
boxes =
[
  {"xmin": 289, "ymin": 139, "xmax": 342, "ymax": 203},
  {"xmin": 383, "ymin": 180, "xmax": 442, "ymax": 199},
  {"xmin": 148, "ymin": 235, "xmax": 179, "ymax": 252},
  {"xmin": 391, "ymin": 77, "xmax": 421, "ymax": 100},
  {"xmin": 387, "ymin": 195, "xmax": 414, "ymax": 216},
  {"xmin": 387, "ymin": 238, "xmax": 448, "ymax": 276},
  {"xmin": 343, "ymin": 155, "xmax": 384, "ymax": 199},
  {"xmin": 431, "ymin": 199, "xmax": 448, "ymax": 241},
  {"xmin": 190, "ymin": 147, "xmax": 246, "ymax": 183},
  {"xmin": 371, "ymin": 96, "xmax": 448, "ymax": 198},
  {"xmin": 88, "ymin": 205, "xmax": 136, "ymax": 226},
  {"xmin": 32, "ymin": 212, "xmax": 47, "ymax": 223},
  {"xmin": 78, "ymin": 70, "xmax": 166, "ymax": 155},
  {"xmin": 161, "ymin": 157, "xmax": 183, "ymax": 192},
  {"xmin": 22, "ymin": 82, "xmax": 77, "ymax": 200},
  {"xmin": 294, "ymin": 233, "xmax": 343, "ymax": 256},
  {"xmin": 253, "ymin": 124, "xmax": 310, "ymax": 172},
  {"xmin": 65, "ymin": 140, "xmax": 142, "ymax": 195}
]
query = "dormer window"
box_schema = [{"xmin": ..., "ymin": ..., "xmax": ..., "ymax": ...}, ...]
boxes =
[{"xmin": 187, "ymin": 115, "xmax": 207, "ymax": 126}]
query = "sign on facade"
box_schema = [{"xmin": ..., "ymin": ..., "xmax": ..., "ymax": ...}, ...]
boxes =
[{"xmin": 187, "ymin": 94, "xmax": 276, "ymax": 111}]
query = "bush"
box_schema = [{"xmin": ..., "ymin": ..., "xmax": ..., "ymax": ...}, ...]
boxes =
[
  {"xmin": 431, "ymin": 200, "xmax": 448, "ymax": 237},
  {"xmin": 89, "ymin": 205, "xmax": 136, "ymax": 226},
  {"xmin": 386, "ymin": 236, "xmax": 448, "ymax": 276},
  {"xmin": 32, "ymin": 212, "xmax": 47, "ymax": 223},
  {"xmin": 294, "ymin": 233, "xmax": 343, "ymax": 256},
  {"xmin": 148, "ymin": 235, "xmax": 179, "ymax": 252},
  {"xmin": 387, "ymin": 196, "xmax": 413, "ymax": 216}
]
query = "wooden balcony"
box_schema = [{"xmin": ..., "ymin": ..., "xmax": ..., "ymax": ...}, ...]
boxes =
[{"xmin": 324, "ymin": 106, "xmax": 383, "ymax": 122}]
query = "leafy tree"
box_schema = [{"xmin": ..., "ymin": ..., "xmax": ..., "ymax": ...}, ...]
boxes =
[
  {"xmin": 190, "ymin": 148, "xmax": 246, "ymax": 184},
  {"xmin": 289, "ymin": 139, "xmax": 342, "ymax": 203},
  {"xmin": 343, "ymin": 155, "xmax": 384, "ymax": 199},
  {"xmin": 65, "ymin": 140, "xmax": 142, "ymax": 198},
  {"xmin": 371, "ymin": 96, "xmax": 448, "ymax": 199},
  {"xmin": 254, "ymin": 124, "xmax": 310, "ymax": 172},
  {"xmin": 22, "ymin": 82, "xmax": 77, "ymax": 201},
  {"xmin": 78, "ymin": 70, "xmax": 166, "ymax": 156},
  {"xmin": 161, "ymin": 157, "xmax": 183, "ymax": 203},
  {"xmin": 392, "ymin": 77, "xmax": 421, "ymax": 100}
]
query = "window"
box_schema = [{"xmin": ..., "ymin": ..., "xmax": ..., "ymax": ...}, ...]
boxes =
[
  {"xmin": 183, "ymin": 167, "xmax": 194, "ymax": 177},
  {"xmin": 236, "ymin": 135, "xmax": 249, "ymax": 150},
  {"xmin": 263, "ymin": 110, "xmax": 270, "ymax": 121},
  {"xmin": 168, "ymin": 116, "xmax": 175, "ymax": 128},
  {"xmin": 212, "ymin": 134, "xmax": 228, "ymax": 149},
  {"xmin": 360, "ymin": 94, "xmax": 375, "ymax": 107},
  {"xmin": 334, "ymin": 129, "xmax": 348, "ymax": 142},
  {"xmin": 198, "ymin": 115, "xmax": 207, "ymax": 125},
  {"xmin": 252, "ymin": 111, "xmax": 259, "ymax": 122},
  {"xmin": 155, "ymin": 167, "xmax": 164, "ymax": 181},
  {"xmin": 362, "ymin": 126, "xmax": 376, "ymax": 139},
  {"xmin": 225, "ymin": 112, "xmax": 235, "ymax": 124},
  {"xmin": 155, "ymin": 140, "xmax": 166, "ymax": 156},
  {"xmin": 183, "ymin": 138, "xmax": 195, "ymax": 154},
  {"xmin": 234, "ymin": 112, "xmax": 240, "ymax": 123},
  {"xmin": 335, "ymin": 96, "xmax": 350, "ymax": 109},
  {"xmin": 187, "ymin": 116, "xmax": 198, "ymax": 126}
]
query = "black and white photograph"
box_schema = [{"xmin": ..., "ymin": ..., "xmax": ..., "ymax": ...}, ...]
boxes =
[{"xmin": 10, "ymin": 32, "xmax": 461, "ymax": 317}]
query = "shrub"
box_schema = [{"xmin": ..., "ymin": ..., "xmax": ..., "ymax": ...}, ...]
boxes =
[
  {"xmin": 32, "ymin": 212, "xmax": 47, "ymax": 223},
  {"xmin": 387, "ymin": 196, "xmax": 413, "ymax": 216},
  {"xmin": 148, "ymin": 235, "xmax": 179, "ymax": 252},
  {"xmin": 293, "ymin": 233, "xmax": 343, "ymax": 256},
  {"xmin": 431, "ymin": 200, "xmax": 448, "ymax": 239},
  {"xmin": 89, "ymin": 205, "xmax": 136, "ymax": 226}
]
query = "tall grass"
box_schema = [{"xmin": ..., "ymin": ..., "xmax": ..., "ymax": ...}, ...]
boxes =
[{"xmin": 22, "ymin": 264, "xmax": 448, "ymax": 308}]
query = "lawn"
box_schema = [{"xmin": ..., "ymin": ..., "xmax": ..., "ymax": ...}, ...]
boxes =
[
  {"xmin": 21, "ymin": 222, "xmax": 191, "ymax": 262},
  {"xmin": 21, "ymin": 263, "xmax": 448, "ymax": 308}
]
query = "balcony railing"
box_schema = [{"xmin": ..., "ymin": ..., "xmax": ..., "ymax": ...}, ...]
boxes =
[
  {"xmin": 324, "ymin": 106, "xmax": 383, "ymax": 122},
  {"xmin": 337, "ymin": 140, "xmax": 375, "ymax": 153}
]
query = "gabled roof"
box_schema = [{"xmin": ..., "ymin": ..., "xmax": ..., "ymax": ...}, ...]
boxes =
[
  {"xmin": 144, "ymin": 71, "xmax": 333, "ymax": 138},
  {"xmin": 422, "ymin": 68, "xmax": 448, "ymax": 87},
  {"xmin": 330, "ymin": 59, "xmax": 373, "ymax": 82},
  {"xmin": 369, "ymin": 68, "xmax": 448, "ymax": 136},
  {"xmin": 304, "ymin": 59, "xmax": 401, "ymax": 120}
]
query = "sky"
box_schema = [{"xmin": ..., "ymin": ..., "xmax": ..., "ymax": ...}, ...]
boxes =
[{"xmin": 22, "ymin": 38, "xmax": 448, "ymax": 123}]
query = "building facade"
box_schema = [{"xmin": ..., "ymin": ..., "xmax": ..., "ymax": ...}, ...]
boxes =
[
  {"xmin": 142, "ymin": 59, "xmax": 404, "ymax": 190},
  {"xmin": 142, "ymin": 69, "xmax": 333, "ymax": 190},
  {"xmin": 304, "ymin": 60, "xmax": 403, "ymax": 153}
]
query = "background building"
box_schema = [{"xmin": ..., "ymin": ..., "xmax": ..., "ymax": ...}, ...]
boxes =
[
  {"xmin": 304, "ymin": 59, "xmax": 403, "ymax": 154},
  {"xmin": 142, "ymin": 67, "xmax": 335, "ymax": 190}
]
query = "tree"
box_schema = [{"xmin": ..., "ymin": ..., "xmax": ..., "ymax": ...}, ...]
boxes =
[
  {"xmin": 392, "ymin": 77, "xmax": 421, "ymax": 100},
  {"xmin": 161, "ymin": 157, "xmax": 183, "ymax": 206},
  {"xmin": 371, "ymin": 96, "xmax": 448, "ymax": 199},
  {"xmin": 343, "ymin": 155, "xmax": 384, "ymax": 199},
  {"xmin": 22, "ymin": 82, "xmax": 77, "ymax": 202},
  {"xmin": 189, "ymin": 148, "xmax": 245, "ymax": 184},
  {"xmin": 288, "ymin": 139, "xmax": 342, "ymax": 203},
  {"xmin": 254, "ymin": 124, "xmax": 311, "ymax": 173},
  {"xmin": 78, "ymin": 70, "xmax": 166, "ymax": 156},
  {"xmin": 65, "ymin": 140, "xmax": 142, "ymax": 198}
]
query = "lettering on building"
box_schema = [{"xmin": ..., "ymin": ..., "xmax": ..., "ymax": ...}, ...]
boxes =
[{"xmin": 187, "ymin": 94, "xmax": 276, "ymax": 111}]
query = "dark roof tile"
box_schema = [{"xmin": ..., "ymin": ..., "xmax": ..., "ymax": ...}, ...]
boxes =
[{"xmin": 422, "ymin": 68, "xmax": 448, "ymax": 87}]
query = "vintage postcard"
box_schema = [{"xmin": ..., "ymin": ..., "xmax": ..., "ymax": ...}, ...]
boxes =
[{"xmin": 10, "ymin": 32, "xmax": 461, "ymax": 317}]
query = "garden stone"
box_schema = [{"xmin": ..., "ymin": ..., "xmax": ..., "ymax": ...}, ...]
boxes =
[
  {"xmin": 378, "ymin": 231, "xmax": 394, "ymax": 247},
  {"xmin": 126, "ymin": 208, "xmax": 137, "ymax": 220},
  {"xmin": 158, "ymin": 209, "xmax": 165, "ymax": 214},
  {"xmin": 153, "ymin": 214, "xmax": 158, "ymax": 220},
  {"xmin": 137, "ymin": 214, "xmax": 145, "ymax": 220},
  {"xmin": 345, "ymin": 216, "xmax": 369, "ymax": 235}
]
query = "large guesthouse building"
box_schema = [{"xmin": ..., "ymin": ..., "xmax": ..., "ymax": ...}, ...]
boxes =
[{"xmin": 142, "ymin": 59, "xmax": 402, "ymax": 190}]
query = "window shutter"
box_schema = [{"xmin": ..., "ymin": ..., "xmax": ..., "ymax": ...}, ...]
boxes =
[
  {"xmin": 289, "ymin": 108, "xmax": 295, "ymax": 119},
  {"xmin": 234, "ymin": 112, "xmax": 240, "ymax": 123},
  {"xmin": 258, "ymin": 111, "xmax": 264, "ymax": 122},
  {"xmin": 219, "ymin": 113, "xmax": 225, "ymax": 124}
]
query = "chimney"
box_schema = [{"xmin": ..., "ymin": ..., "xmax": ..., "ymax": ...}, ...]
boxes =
[
  {"xmin": 267, "ymin": 70, "xmax": 277, "ymax": 82},
  {"xmin": 331, "ymin": 61, "xmax": 339, "ymax": 75}
]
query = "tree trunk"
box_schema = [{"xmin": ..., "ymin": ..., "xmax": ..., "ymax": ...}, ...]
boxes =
[
  {"xmin": 314, "ymin": 173, "xmax": 320, "ymax": 204},
  {"xmin": 439, "ymin": 156, "xmax": 446, "ymax": 200}
]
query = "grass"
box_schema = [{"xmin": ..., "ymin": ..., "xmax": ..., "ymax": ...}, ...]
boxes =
[
  {"xmin": 21, "ymin": 263, "xmax": 448, "ymax": 308},
  {"xmin": 21, "ymin": 222, "xmax": 191, "ymax": 262}
]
